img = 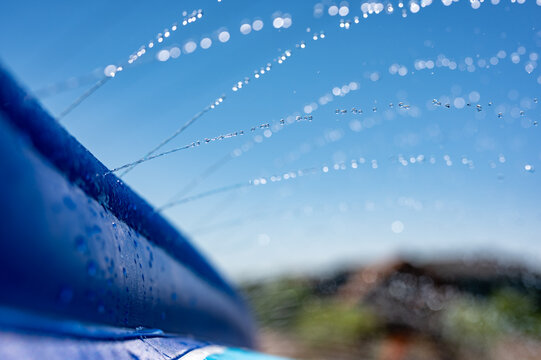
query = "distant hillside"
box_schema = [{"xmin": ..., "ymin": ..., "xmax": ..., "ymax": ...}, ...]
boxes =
[{"xmin": 241, "ymin": 257, "xmax": 541, "ymax": 360}]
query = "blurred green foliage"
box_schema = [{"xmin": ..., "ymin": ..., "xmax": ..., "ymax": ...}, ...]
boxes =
[
  {"xmin": 242, "ymin": 278, "xmax": 314, "ymax": 329},
  {"xmin": 241, "ymin": 268, "xmax": 541, "ymax": 359},
  {"xmin": 294, "ymin": 300, "xmax": 380, "ymax": 346},
  {"xmin": 443, "ymin": 288, "xmax": 541, "ymax": 346},
  {"xmin": 242, "ymin": 277, "xmax": 380, "ymax": 348}
]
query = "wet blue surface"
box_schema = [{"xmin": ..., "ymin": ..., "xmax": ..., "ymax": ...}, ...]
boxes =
[
  {"xmin": 0, "ymin": 63, "xmax": 255, "ymax": 348},
  {"xmin": 0, "ymin": 328, "xmax": 206, "ymax": 359}
]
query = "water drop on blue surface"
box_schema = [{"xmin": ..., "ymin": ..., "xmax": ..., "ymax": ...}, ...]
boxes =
[
  {"xmin": 75, "ymin": 236, "xmax": 88, "ymax": 254},
  {"xmin": 87, "ymin": 261, "xmax": 97, "ymax": 276},
  {"xmin": 62, "ymin": 196, "xmax": 76, "ymax": 210},
  {"xmin": 58, "ymin": 286, "xmax": 73, "ymax": 304}
]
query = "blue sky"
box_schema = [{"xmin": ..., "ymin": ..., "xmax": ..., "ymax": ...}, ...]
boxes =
[{"xmin": 1, "ymin": 0, "xmax": 540, "ymax": 281}]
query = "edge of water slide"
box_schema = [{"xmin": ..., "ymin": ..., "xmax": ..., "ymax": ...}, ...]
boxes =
[{"xmin": 0, "ymin": 62, "xmax": 258, "ymax": 349}]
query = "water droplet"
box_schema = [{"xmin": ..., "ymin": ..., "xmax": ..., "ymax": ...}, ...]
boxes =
[
  {"xmin": 87, "ymin": 261, "xmax": 97, "ymax": 276},
  {"xmin": 74, "ymin": 236, "xmax": 88, "ymax": 255},
  {"xmin": 58, "ymin": 286, "xmax": 73, "ymax": 304},
  {"xmin": 86, "ymin": 225, "xmax": 102, "ymax": 235},
  {"xmin": 63, "ymin": 196, "xmax": 76, "ymax": 210},
  {"xmin": 391, "ymin": 221, "xmax": 404, "ymax": 234},
  {"xmin": 218, "ymin": 31, "xmax": 230, "ymax": 43}
]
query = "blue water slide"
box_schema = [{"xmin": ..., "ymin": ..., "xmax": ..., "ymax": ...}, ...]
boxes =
[{"xmin": 0, "ymin": 63, "xmax": 281, "ymax": 359}]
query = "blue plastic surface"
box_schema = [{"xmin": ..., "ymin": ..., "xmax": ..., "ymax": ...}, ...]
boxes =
[{"xmin": 0, "ymin": 62, "xmax": 255, "ymax": 348}]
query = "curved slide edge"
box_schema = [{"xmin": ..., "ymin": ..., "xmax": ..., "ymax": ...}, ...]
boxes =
[
  {"xmin": 0, "ymin": 62, "xmax": 239, "ymax": 301},
  {"xmin": 0, "ymin": 329, "xmax": 288, "ymax": 360},
  {"xmin": 0, "ymin": 63, "xmax": 255, "ymax": 347}
]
